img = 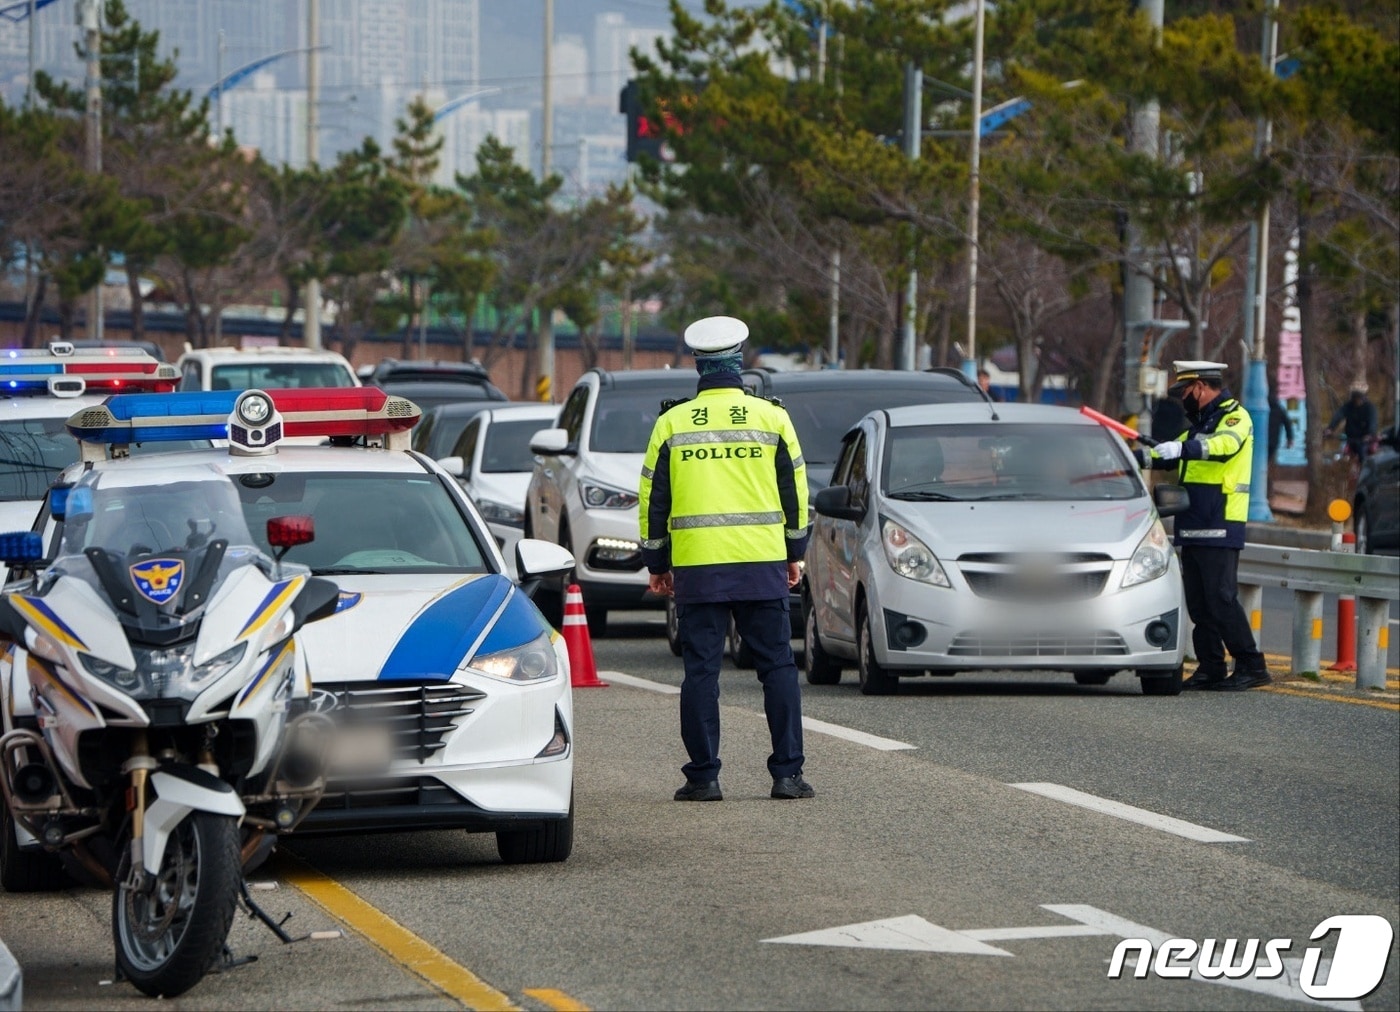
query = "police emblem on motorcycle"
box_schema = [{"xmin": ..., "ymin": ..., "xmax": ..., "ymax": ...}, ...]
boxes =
[{"xmin": 129, "ymin": 558, "xmax": 185, "ymax": 605}]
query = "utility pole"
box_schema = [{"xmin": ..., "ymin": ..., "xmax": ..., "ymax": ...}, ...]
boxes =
[
  {"xmin": 80, "ymin": 0, "xmax": 103, "ymax": 341},
  {"xmin": 1122, "ymin": 0, "xmax": 1164, "ymax": 425},
  {"xmin": 901, "ymin": 62, "xmax": 921, "ymax": 371},
  {"xmin": 538, "ymin": 0, "xmax": 555, "ymax": 396},
  {"xmin": 1243, "ymin": 0, "xmax": 1279, "ymax": 522},
  {"xmin": 25, "ymin": 0, "xmax": 35, "ymax": 109},
  {"xmin": 216, "ymin": 29, "xmax": 225, "ymax": 137},
  {"xmin": 963, "ymin": 0, "xmax": 986, "ymax": 381},
  {"xmin": 303, "ymin": 0, "xmax": 322, "ymax": 349}
]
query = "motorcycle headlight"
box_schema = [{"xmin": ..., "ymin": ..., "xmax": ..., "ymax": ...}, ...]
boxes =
[
  {"xmin": 1123, "ymin": 520, "xmax": 1171, "ymax": 587},
  {"xmin": 105, "ymin": 643, "xmax": 248, "ymax": 701},
  {"xmin": 470, "ymin": 631, "xmax": 560, "ymax": 684},
  {"xmin": 477, "ymin": 499, "xmax": 525, "ymax": 527},
  {"xmin": 881, "ymin": 519, "xmax": 950, "ymax": 588},
  {"xmin": 580, "ymin": 481, "xmax": 638, "ymax": 510},
  {"xmin": 80, "ymin": 652, "xmax": 142, "ymax": 692},
  {"xmin": 192, "ymin": 642, "xmax": 249, "ymax": 686}
]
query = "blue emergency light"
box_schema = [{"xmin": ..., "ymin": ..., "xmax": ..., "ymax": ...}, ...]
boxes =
[
  {"xmin": 66, "ymin": 391, "xmax": 236, "ymax": 443},
  {"xmin": 0, "ymin": 531, "xmax": 43, "ymax": 566}
]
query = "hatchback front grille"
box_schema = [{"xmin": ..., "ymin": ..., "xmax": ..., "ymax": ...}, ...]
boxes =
[
  {"xmin": 962, "ymin": 570, "xmax": 1109, "ymax": 601},
  {"xmin": 957, "ymin": 552, "xmax": 1112, "ymax": 565},
  {"xmin": 948, "ymin": 631, "xmax": 1129, "ymax": 657},
  {"xmin": 309, "ymin": 681, "xmax": 485, "ymax": 764}
]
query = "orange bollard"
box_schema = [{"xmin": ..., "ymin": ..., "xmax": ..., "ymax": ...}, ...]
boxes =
[
  {"xmin": 1329, "ymin": 533, "xmax": 1357, "ymax": 672},
  {"xmin": 562, "ymin": 583, "xmax": 608, "ymax": 688}
]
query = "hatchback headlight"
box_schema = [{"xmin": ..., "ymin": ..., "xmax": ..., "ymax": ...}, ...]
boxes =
[
  {"xmin": 471, "ymin": 632, "xmax": 560, "ymax": 684},
  {"xmin": 580, "ymin": 481, "xmax": 638, "ymax": 510},
  {"xmin": 1123, "ymin": 520, "xmax": 1171, "ymax": 587},
  {"xmin": 881, "ymin": 519, "xmax": 950, "ymax": 588},
  {"xmin": 477, "ymin": 499, "xmax": 525, "ymax": 527}
]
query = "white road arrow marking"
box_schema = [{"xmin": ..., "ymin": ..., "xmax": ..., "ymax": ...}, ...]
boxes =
[{"xmin": 763, "ymin": 915, "xmax": 1014, "ymax": 956}]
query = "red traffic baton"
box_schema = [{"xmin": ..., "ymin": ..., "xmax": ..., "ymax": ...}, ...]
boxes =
[{"xmin": 1079, "ymin": 405, "xmax": 1159, "ymax": 447}]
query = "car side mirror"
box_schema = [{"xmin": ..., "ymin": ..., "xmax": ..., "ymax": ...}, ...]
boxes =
[
  {"xmin": 437, "ymin": 455, "xmax": 465, "ymax": 478},
  {"xmin": 1153, "ymin": 484, "xmax": 1190, "ymax": 518},
  {"xmin": 814, "ymin": 485, "xmax": 865, "ymax": 521},
  {"xmin": 514, "ymin": 538, "xmax": 575, "ymax": 600},
  {"xmin": 529, "ymin": 428, "xmax": 573, "ymax": 456}
]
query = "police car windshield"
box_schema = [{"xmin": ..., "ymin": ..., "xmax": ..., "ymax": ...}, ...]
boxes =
[
  {"xmin": 882, "ymin": 423, "xmax": 1144, "ymax": 501},
  {"xmin": 481, "ymin": 419, "xmax": 546, "ymax": 473},
  {"xmin": 210, "ymin": 362, "xmax": 355, "ymax": 390},
  {"xmin": 781, "ymin": 385, "xmax": 969, "ymax": 465},
  {"xmin": 591, "ymin": 383, "xmax": 696, "ymax": 453},
  {"xmin": 0, "ymin": 418, "xmax": 206, "ymax": 502},
  {"xmin": 235, "ymin": 472, "xmax": 490, "ymax": 575}
]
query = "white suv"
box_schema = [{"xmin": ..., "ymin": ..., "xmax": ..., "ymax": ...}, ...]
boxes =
[
  {"xmin": 525, "ymin": 368, "xmax": 698, "ymax": 635},
  {"xmin": 176, "ymin": 347, "xmax": 359, "ymax": 391}
]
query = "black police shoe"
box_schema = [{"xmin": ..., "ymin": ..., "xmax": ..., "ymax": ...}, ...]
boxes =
[
  {"xmin": 674, "ymin": 780, "xmax": 722, "ymax": 802},
  {"xmin": 1182, "ymin": 669, "xmax": 1226, "ymax": 691},
  {"xmin": 1209, "ymin": 670, "xmax": 1273, "ymax": 692},
  {"xmin": 771, "ymin": 775, "xmax": 815, "ymax": 800}
]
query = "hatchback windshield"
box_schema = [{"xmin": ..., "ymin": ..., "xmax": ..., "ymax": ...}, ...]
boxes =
[
  {"xmin": 882, "ymin": 423, "xmax": 1144, "ymax": 501},
  {"xmin": 0, "ymin": 417, "xmax": 206, "ymax": 502},
  {"xmin": 482, "ymin": 419, "xmax": 548, "ymax": 473},
  {"xmin": 590, "ymin": 383, "xmax": 695, "ymax": 453},
  {"xmin": 234, "ymin": 471, "xmax": 489, "ymax": 575},
  {"xmin": 210, "ymin": 361, "xmax": 355, "ymax": 390},
  {"xmin": 781, "ymin": 385, "xmax": 969, "ymax": 465}
]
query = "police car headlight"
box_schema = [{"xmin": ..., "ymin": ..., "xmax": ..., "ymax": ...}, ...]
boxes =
[
  {"xmin": 1123, "ymin": 520, "xmax": 1171, "ymax": 587},
  {"xmin": 470, "ymin": 632, "xmax": 560, "ymax": 684},
  {"xmin": 580, "ymin": 481, "xmax": 638, "ymax": 510},
  {"xmin": 477, "ymin": 499, "xmax": 525, "ymax": 527},
  {"xmin": 881, "ymin": 519, "xmax": 950, "ymax": 588},
  {"xmin": 236, "ymin": 391, "xmax": 273, "ymax": 426}
]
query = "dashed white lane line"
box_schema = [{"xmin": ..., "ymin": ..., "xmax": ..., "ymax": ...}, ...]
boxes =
[
  {"xmin": 598, "ymin": 671, "xmax": 917, "ymax": 751},
  {"xmin": 1010, "ymin": 783, "xmax": 1250, "ymax": 843}
]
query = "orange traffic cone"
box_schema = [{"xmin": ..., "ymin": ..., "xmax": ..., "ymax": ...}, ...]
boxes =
[{"xmin": 563, "ymin": 583, "xmax": 607, "ymax": 688}]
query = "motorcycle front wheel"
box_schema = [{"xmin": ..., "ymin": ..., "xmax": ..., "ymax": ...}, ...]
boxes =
[{"xmin": 113, "ymin": 812, "xmax": 240, "ymax": 997}]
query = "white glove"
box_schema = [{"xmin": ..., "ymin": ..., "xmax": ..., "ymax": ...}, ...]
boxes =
[{"xmin": 1154, "ymin": 441, "xmax": 1183, "ymax": 461}]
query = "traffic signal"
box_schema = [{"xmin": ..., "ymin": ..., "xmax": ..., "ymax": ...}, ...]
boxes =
[{"xmin": 620, "ymin": 80, "xmax": 681, "ymax": 164}]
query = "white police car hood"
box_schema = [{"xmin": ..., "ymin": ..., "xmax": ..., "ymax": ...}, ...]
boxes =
[
  {"xmin": 296, "ymin": 572, "xmax": 548, "ymax": 683},
  {"xmin": 886, "ymin": 499, "xmax": 1155, "ymax": 557}
]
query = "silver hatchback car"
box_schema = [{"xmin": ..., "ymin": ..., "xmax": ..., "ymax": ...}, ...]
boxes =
[{"xmin": 803, "ymin": 403, "xmax": 1189, "ymax": 695}]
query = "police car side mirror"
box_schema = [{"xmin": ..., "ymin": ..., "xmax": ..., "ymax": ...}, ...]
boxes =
[
  {"xmin": 437, "ymin": 455, "xmax": 466, "ymax": 478},
  {"xmin": 529, "ymin": 428, "xmax": 572, "ymax": 456},
  {"xmin": 1153, "ymin": 484, "xmax": 1190, "ymax": 519},
  {"xmin": 814, "ymin": 486, "xmax": 865, "ymax": 522},
  {"xmin": 515, "ymin": 539, "xmax": 575, "ymax": 600}
]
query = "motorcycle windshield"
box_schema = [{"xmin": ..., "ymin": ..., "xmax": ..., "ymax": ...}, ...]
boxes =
[{"xmin": 47, "ymin": 466, "xmax": 296, "ymax": 635}]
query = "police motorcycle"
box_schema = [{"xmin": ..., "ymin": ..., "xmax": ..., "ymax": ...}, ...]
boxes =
[{"xmin": 0, "ymin": 401, "xmax": 340, "ymax": 997}]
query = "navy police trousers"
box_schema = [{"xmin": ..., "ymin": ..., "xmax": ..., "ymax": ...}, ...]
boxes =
[{"xmin": 675, "ymin": 598, "xmax": 804, "ymax": 783}]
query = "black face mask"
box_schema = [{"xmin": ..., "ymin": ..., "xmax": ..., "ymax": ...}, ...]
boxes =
[{"xmin": 1181, "ymin": 391, "xmax": 1202, "ymax": 420}]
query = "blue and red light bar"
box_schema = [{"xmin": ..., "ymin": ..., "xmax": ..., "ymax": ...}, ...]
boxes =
[
  {"xmin": 66, "ymin": 387, "xmax": 421, "ymax": 445},
  {"xmin": 0, "ymin": 346, "xmax": 177, "ymax": 395}
]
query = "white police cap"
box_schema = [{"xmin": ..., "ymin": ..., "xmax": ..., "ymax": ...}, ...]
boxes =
[
  {"xmin": 684, "ymin": 315, "xmax": 749, "ymax": 356},
  {"xmin": 1171, "ymin": 360, "xmax": 1228, "ymax": 383}
]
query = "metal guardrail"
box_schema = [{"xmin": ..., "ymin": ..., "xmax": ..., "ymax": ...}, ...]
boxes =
[{"xmin": 1238, "ymin": 544, "xmax": 1398, "ymax": 690}]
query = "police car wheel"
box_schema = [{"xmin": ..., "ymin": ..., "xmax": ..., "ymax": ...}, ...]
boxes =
[
  {"xmin": 857, "ymin": 604, "xmax": 897, "ymax": 696},
  {"xmin": 1, "ymin": 805, "xmax": 67, "ymax": 893},
  {"xmin": 1072, "ymin": 671, "xmax": 1113, "ymax": 686},
  {"xmin": 496, "ymin": 794, "xmax": 574, "ymax": 864},
  {"xmin": 1139, "ymin": 664, "xmax": 1184, "ymax": 696}
]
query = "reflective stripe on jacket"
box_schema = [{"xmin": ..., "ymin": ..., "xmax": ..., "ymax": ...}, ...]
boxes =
[{"xmin": 638, "ymin": 379, "xmax": 809, "ymax": 603}]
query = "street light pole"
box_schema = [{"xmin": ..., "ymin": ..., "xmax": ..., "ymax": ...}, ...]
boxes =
[
  {"xmin": 901, "ymin": 61, "xmax": 921, "ymax": 371},
  {"xmin": 963, "ymin": 0, "xmax": 985, "ymax": 382},
  {"xmin": 216, "ymin": 29, "xmax": 225, "ymax": 137},
  {"xmin": 538, "ymin": 0, "xmax": 555, "ymax": 398},
  {"xmin": 1122, "ymin": 0, "xmax": 1164, "ymax": 426},
  {"xmin": 303, "ymin": 0, "xmax": 322, "ymax": 349},
  {"xmin": 79, "ymin": 0, "xmax": 103, "ymax": 341},
  {"xmin": 25, "ymin": 0, "xmax": 34, "ymax": 108}
]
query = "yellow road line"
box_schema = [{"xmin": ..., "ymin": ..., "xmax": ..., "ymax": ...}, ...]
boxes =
[
  {"xmin": 524, "ymin": 988, "xmax": 592, "ymax": 1011},
  {"xmin": 1260, "ymin": 684, "xmax": 1400, "ymax": 711},
  {"xmin": 275, "ymin": 854, "xmax": 520, "ymax": 1011}
]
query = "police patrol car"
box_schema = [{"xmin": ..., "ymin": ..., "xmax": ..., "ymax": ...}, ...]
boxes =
[
  {"xmin": 36, "ymin": 386, "xmax": 578, "ymax": 862},
  {"xmin": 0, "ymin": 343, "xmax": 183, "ymax": 533}
]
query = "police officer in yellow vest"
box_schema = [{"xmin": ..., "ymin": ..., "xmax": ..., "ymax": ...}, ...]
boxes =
[
  {"xmin": 638, "ymin": 316, "xmax": 814, "ymax": 801},
  {"xmin": 1136, "ymin": 361, "xmax": 1270, "ymax": 691}
]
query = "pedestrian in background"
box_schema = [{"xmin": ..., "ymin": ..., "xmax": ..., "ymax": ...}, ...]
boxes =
[
  {"xmin": 1325, "ymin": 385, "xmax": 1378, "ymax": 462},
  {"xmin": 977, "ymin": 369, "xmax": 1004, "ymax": 402},
  {"xmin": 1135, "ymin": 361, "xmax": 1270, "ymax": 691},
  {"xmin": 638, "ymin": 316, "xmax": 814, "ymax": 802},
  {"xmin": 1268, "ymin": 389, "xmax": 1295, "ymax": 462}
]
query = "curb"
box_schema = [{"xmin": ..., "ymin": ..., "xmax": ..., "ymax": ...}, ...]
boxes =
[{"xmin": 0, "ymin": 937, "xmax": 20, "ymax": 1012}]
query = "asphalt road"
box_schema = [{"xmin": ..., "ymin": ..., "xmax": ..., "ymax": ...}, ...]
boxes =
[{"xmin": 4, "ymin": 611, "xmax": 1398, "ymax": 1011}]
